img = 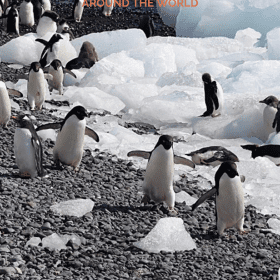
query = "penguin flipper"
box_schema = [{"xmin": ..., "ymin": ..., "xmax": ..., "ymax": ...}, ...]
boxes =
[
  {"xmin": 241, "ymin": 144, "xmax": 258, "ymax": 151},
  {"xmin": 127, "ymin": 151, "xmax": 150, "ymax": 159},
  {"xmin": 191, "ymin": 187, "xmax": 217, "ymax": 211},
  {"xmin": 44, "ymin": 73, "xmax": 53, "ymax": 80},
  {"xmin": 31, "ymin": 136, "xmax": 44, "ymax": 177},
  {"xmin": 63, "ymin": 68, "xmax": 77, "ymax": 78},
  {"xmin": 7, "ymin": 88, "xmax": 23, "ymax": 97},
  {"xmin": 85, "ymin": 126, "xmax": 99, "ymax": 142},
  {"xmin": 36, "ymin": 122, "xmax": 62, "ymax": 132},
  {"xmin": 174, "ymin": 155, "xmax": 195, "ymax": 168},
  {"xmin": 211, "ymin": 81, "xmax": 219, "ymax": 110},
  {"xmin": 240, "ymin": 175, "xmax": 246, "ymax": 183},
  {"xmin": 35, "ymin": 38, "xmax": 48, "ymax": 46}
]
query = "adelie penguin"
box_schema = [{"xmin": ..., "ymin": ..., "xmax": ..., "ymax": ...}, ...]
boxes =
[
  {"xmin": 102, "ymin": 0, "xmax": 114, "ymax": 16},
  {"xmin": 73, "ymin": 0, "xmax": 84, "ymax": 22},
  {"xmin": 192, "ymin": 162, "xmax": 246, "ymax": 236},
  {"xmin": 241, "ymin": 144, "xmax": 280, "ymax": 166},
  {"xmin": 36, "ymin": 33, "xmax": 63, "ymax": 68},
  {"xmin": 36, "ymin": 106, "xmax": 99, "ymax": 170},
  {"xmin": 31, "ymin": 0, "xmax": 42, "ymax": 21},
  {"xmin": 47, "ymin": 59, "xmax": 76, "ymax": 95},
  {"xmin": 259, "ymin": 95, "xmax": 278, "ymax": 135},
  {"xmin": 200, "ymin": 73, "xmax": 224, "ymax": 117},
  {"xmin": 127, "ymin": 135, "xmax": 195, "ymax": 214},
  {"xmin": 186, "ymin": 146, "xmax": 239, "ymax": 167},
  {"xmin": 36, "ymin": 10, "xmax": 59, "ymax": 37},
  {"xmin": 19, "ymin": 0, "xmax": 34, "ymax": 27},
  {"xmin": 139, "ymin": 15, "xmax": 155, "ymax": 38},
  {"xmin": 57, "ymin": 19, "xmax": 75, "ymax": 40},
  {"xmin": 1, "ymin": 2, "xmax": 20, "ymax": 36},
  {"xmin": 13, "ymin": 114, "xmax": 45, "ymax": 178}
]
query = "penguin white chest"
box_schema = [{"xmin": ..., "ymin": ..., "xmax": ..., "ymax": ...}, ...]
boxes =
[
  {"xmin": 143, "ymin": 146, "xmax": 174, "ymax": 203},
  {"xmin": 103, "ymin": 0, "xmax": 114, "ymax": 15},
  {"xmin": 53, "ymin": 116, "xmax": 86, "ymax": 167},
  {"xmin": 37, "ymin": 17, "xmax": 57, "ymax": 37},
  {"xmin": 216, "ymin": 174, "xmax": 244, "ymax": 229},
  {"xmin": 212, "ymin": 82, "xmax": 224, "ymax": 116},
  {"xmin": 14, "ymin": 128, "xmax": 37, "ymax": 178},
  {"xmin": 0, "ymin": 82, "xmax": 11, "ymax": 127},
  {"xmin": 74, "ymin": 0, "xmax": 84, "ymax": 21},
  {"xmin": 49, "ymin": 67, "xmax": 64, "ymax": 94},
  {"xmin": 19, "ymin": 2, "xmax": 34, "ymax": 27},
  {"xmin": 263, "ymin": 106, "xmax": 277, "ymax": 135}
]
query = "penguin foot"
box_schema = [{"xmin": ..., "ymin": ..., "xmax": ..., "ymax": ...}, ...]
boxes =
[
  {"xmin": 239, "ymin": 229, "xmax": 250, "ymax": 235},
  {"xmin": 168, "ymin": 207, "xmax": 178, "ymax": 215},
  {"xmin": 211, "ymin": 113, "xmax": 221, "ymax": 118},
  {"xmin": 20, "ymin": 171, "xmax": 31, "ymax": 178}
]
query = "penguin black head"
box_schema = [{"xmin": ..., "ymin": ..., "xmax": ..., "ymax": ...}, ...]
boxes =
[
  {"xmin": 155, "ymin": 135, "xmax": 173, "ymax": 150},
  {"xmin": 202, "ymin": 73, "xmax": 212, "ymax": 84},
  {"xmin": 219, "ymin": 161, "xmax": 239, "ymax": 178},
  {"xmin": 50, "ymin": 59, "xmax": 62, "ymax": 70},
  {"xmin": 49, "ymin": 34, "xmax": 63, "ymax": 44},
  {"xmin": 41, "ymin": 11, "xmax": 59, "ymax": 22},
  {"xmin": 29, "ymin": 62, "xmax": 41, "ymax": 72},
  {"xmin": 13, "ymin": 114, "xmax": 33, "ymax": 129},
  {"xmin": 259, "ymin": 95, "xmax": 279, "ymax": 108},
  {"xmin": 58, "ymin": 18, "xmax": 68, "ymax": 26},
  {"xmin": 241, "ymin": 144, "xmax": 259, "ymax": 158}
]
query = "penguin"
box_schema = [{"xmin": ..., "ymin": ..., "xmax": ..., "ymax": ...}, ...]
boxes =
[
  {"xmin": 36, "ymin": 33, "xmax": 63, "ymax": 68},
  {"xmin": 259, "ymin": 95, "xmax": 278, "ymax": 136},
  {"xmin": 41, "ymin": 0, "xmax": 50, "ymax": 11},
  {"xmin": 139, "ymin": 15, "xmax": 155, "ymax": 38},
  {"xmin": 127, "ymin": 135, "xmax": 195, "ymax": 213},
  {"xmin": 27, "ymin": 62, "xmax": 53, "ymax": 110},
  {"xmin": 2, "ymin": 0, "xmax": 17, "ymax": 27},
  {"xmin": 200, "ymin": 73, "xmax": 224, "ymax": 117},
  {"xmin": 272, "ymin": 101, "xmax": 280, "ymax": 134},
  {"xmin": 186, "ymin": 146, "xmax": 239, "ymax": 167},
  {"xmin": 57, "ymin": 19, "xmax": 69, "ymax": 33},
  {"xmin": 3, "ymin": 2, "xmax": 20, "ymax": 36},
  {"xmin": 0, "ymin": 81, "xmax": 11, "ymax": 128},
  {"xmin": 47, "ymin": 59, "xmax": 76, "ymax": 95},
  {"xmin": 36, "ymin": 10, "xmax": 59, "ymax": 37},
  {"xmin": 19, "ymin": 0, "xmax": 35, "ymax": 27},
  {"xmin": 31, "ymin": 0, "xmax": 42, "ymax": 21},
  {"xmin": 102, "ymin": 0, "xmax": 114, "ymax": 16},
  {"xmin": 241, "ymin": 144, "xmax": 280, "ymax": 166},
  {"xmin": 66, "ymin": 41, "xmax": 98, "ymax": 70},
  {"xmin": 36, "ymin": 106, "xmax": 99, "ymax": 170},
  {"xmin": 192, "ymin": 162, "xmax": 245, "ymax": 236},
  {"xmin": 73, "ymin": 0, "xmax": 83, "ymax": 22},
  {"xmin": 13, "ymin": 114, "xmax": 45, "ymax": 178},
  {"xmin": 0, "ymin": 0, "xmax": 4, "ymax": 17}
]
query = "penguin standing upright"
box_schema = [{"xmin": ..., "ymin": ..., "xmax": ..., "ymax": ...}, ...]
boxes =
[
  {"xmin": 47, "ymin": 59, "xmax": 76, "ymax": 95},
  {"xmin": 192, "ymin": 162, "xmax": 245, "ymax": 236},
  {"xmin": 259, "ymin": 95, "xmax": 278, "ymax": 135},
  {"xmin": 139, "ymin": 15, "xmax": 155, "ymax": 38},
  {"xmin": 73, "ymin": 0, "xmax": 84, "ymax": 22},
  {"xmin": 13, "ymin": 114, "xmax": 45, "ymax": 178},
  {"xmin": 19, "ymin": 0, "xmax": 34, "ymax": 27},
  {"xmin": 41, "ymin": 0, "xmax": 50, "ymax": 11},
  {"xmin": 0, "ymin": 81, "xmax": 11, "ymax": 128},
  {"xmin": 5, "ymin": 2, "xmax": 20, "ymax": 36},
  {"xmin": 36, "ymin": 106, "xmax": 99, "ymax": 170},
  {"xmin": 127, "ymin": 135, "xmax": 195, "ymax": 213},
  {"xmin": 31, "ymin": 0, "xmax": 42, "ymax": 21},
  {"xmin": 36, "ymin": 33, "xmax": 63, "ymax": 68},
  {"xmin": 102, "ymin": 0, "xmax": 114, "ymax": 16},
  {"xmin": 200, "ymin": 73, "xmax": 224, "ymax": 117},
  {"xmin": 36, "ymin": 10, "xmax": 59, "ymax": 37},
  {"xmin": 27, "ymin": 62, "xmax": 53, "ymax": 110}
]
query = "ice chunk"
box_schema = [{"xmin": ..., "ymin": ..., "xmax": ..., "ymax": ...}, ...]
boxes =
[
  {"xmin": 37, "ymin": 129, "xmax": 57, "ymax": 141},
  {"xmin": 235, "ymin": 28, "xmax": 261, "ymax": 48},
  {"xmin": 134, "ymin": 217, "xmax": 196, "ymax": 253},
  {"xmin": 71, "ymin": 29, "xmax": 147, "ymax": 60},
  {"xmin": 267, "ymin": 218, "xmax": 280, "ymax": 235},
  {"xmin": 175, "ymin": 191, "xmax": 198, "ymax": 205},
  {"xmin": 156, "ymin": 1, "xmax": 179, "ymax": 28},
  {"xmin": 64, "ymin": 86, "xmax": 125, "ymax": 115},
  {"xmin": 129, "ymin": 44, "xmax": 176, "ymax": 78},
  {"xmin": 25, "ymin": 237, "xmax": 41, "ymax": 247},
  {"xmin": 197, "ymin": 62, "xmax": 231, "ymax": 80},
  {"xmin": 267, "ymin": 28, "xmax": 280, "ymax": 60},
  {"xmin": 42, "ymin": 233, "xmax": 67, "ymax": 251},
  {"xmin": 50, "ymin": 199, "xmax": 94, "ymax": 217},
  {"xmin": 63, "ymin": 69, "xmax": 89, "ymax": 87}
]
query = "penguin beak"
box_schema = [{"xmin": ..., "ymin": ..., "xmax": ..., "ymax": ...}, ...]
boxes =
[{"xmin": 259, "ymin": 100, "xmax": 265, "ymax": 104}]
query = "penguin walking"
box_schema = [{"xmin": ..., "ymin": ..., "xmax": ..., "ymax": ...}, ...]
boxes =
[
  {"xmin": 66, "ymin": 41, "xmax": 98, "ymax": 70},
  {"xmin": 127, "ymin": 135, "xmax": 195, "ymax": 214},
  {"xmin": 241, "ymin": 144, "xmax": 280, "ymax": 166},
  {"xmin": 36, "ymin": 33, "xmax": 63, "ymax": 68},
  {"xmin": 102, "ymin": 0, "xmax": 114, "ymax": 16},
  {"xmin": 200, "ymin": 73, "xmax": 224, "ymax": 117},
  {"xmin": 47, "ymin": 59, "xmax": 76, "ymax": 95},
  {"xmin": 186, "ymin": 146, "xmax": 239, "ymax": 167},
  {"xmin": 73, "ymin": 0, "xmax": 84, "ymax": 22},
  {"xmin": 13, "ymin": 114, "xmax": 45, "ymax": 178},
  {"xmin": 27, "ymin": 62, "xmax": 53, "ymax": 110},
  {"xmin": 36, "ymin": 10, "xmax": 59, "ymax": 37},
  {"xmin": 36, "ymin": 106, "xmax": 99, "ymax": 170},
  {"xmin": 192, "ymin": 162, "xmax": 246, "ymax": 236},
  {"xmin": 139, "ymin": 15, "xmax": 155, "ymax": 38},
  {"xmin": 19, "ymin": 0, "xmax": 34, "ymax": 27},
  {"xmin": 259, "ymin": 96, "xmax": 278, "ymax": 135}
]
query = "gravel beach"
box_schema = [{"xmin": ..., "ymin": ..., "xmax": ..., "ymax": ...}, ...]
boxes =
[{"xmin": 0, "ymin": 2, "xmax": 280, "ymax": 279}]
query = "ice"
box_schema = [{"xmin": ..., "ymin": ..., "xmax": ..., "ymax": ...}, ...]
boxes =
[
  {"xmin": 134, "ymin": 217, "xmax": 196, "ymax": 253},
  {"xmin": 197, "ymin": 62, "xmax": 232, "ymax": 80},
  {"xmin": 235, "ymin": 28, "xmax": 261, "ymax": 48},
  {"xmin": 156, "ymin": 0, "xmax": 180, "ymax": 28},
  {"xmin": 175, "ymin": 191, "xmax": 198, "ymax": 206},
  {"xmin": 37, "ymin": 129, "xmax": 57, "ymax": 141},
  {"xmin": 63, "ymin": 69, "xmax": 89, "ymax": 87},
  {"xmin": 42, "ymin": 233, "xmax": 67, "ymax": 250},
  {"xmin": 267, "ymin": 28, "xmax": 280, "ymax": 60},
  {"xmin": 25, "ymin": 237, "xmax": 41, "ymax": 247},
  {"xmin": 71, "ymin": 29, "xmax": 147, "ymax": 60},
  {"xmin": 50, "ymin": 199, "xmax": 94, "ymax": 217},
  {"xmin": 128, "ymin": 43, "xmax": 176, "ymax": 78}
]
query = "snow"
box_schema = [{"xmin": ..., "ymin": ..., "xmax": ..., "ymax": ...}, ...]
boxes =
[
  {"xmin": 6, "ymin": 24, "xmax": 280, "ymax": 218},
  {"xmin": 134, "ymin": 217, "xmax": 196, "ymax": 253}
]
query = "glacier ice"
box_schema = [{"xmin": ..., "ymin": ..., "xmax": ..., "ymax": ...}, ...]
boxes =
[
  {"xmin": 134, "ymin": 217, "xmax": 196, "ymax": 253},
  {"xmin": 175, "ymin": 191, "xmax": 198, "ymax": 205},
  {"xmin": 267, "ymin": 218, "xmax": 280, "ymax": 235}
]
